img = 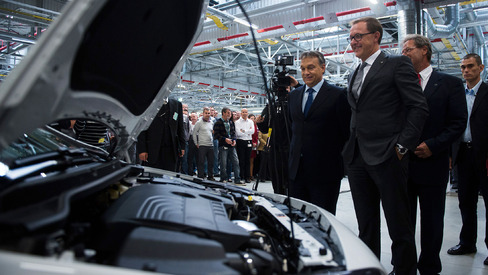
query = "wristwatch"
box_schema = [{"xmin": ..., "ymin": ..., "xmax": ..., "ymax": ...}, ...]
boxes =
[{"xmin": 396, "ymin": 143, "xmax": 408, "ymax": 155}]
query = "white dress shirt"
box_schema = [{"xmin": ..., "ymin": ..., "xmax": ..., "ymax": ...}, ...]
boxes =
[
  {"xmin": 234, "ymin": 117, "xmax": 255, "ymax": 140},
  {"xmin": 357, "ymin": 49, "xmax": 381, "ymax": 97},
  {"xmin": 463, "ymin": 79, "xmax": 483, "ymax": 142},
  {"xmin": 418, "ymin": 65, "xmax": 433, "ymax": 91},
  {"xmin": 302, "ymin": 78, "xmax": 325, "ymax": 112}
]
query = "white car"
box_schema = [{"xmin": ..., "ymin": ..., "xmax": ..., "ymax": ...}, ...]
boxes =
[{"xmin": 0, "ymin": 0, "xmax": 385, "ymax": 274}]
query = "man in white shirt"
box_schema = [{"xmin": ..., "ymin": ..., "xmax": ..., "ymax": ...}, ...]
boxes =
[
  {"xmin": 234, "ymin": 108, "xmax": 255, "ymax": 183},
  {"xmin": 192, "ymin": 107, "xmax": 215, "ymax": 181},
  {"xmin": 447, "ymin": 53, "xmax": 488, "ymax": 267}
]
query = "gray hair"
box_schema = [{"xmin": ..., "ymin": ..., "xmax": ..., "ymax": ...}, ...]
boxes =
[{"xmin": 402, "ymin": 34, "xmax": 432, "ymax": 62}]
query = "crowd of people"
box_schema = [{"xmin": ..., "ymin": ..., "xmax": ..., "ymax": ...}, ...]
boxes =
[
  {"xmin": 137, "ymin": 102, "xmax": 271, "ymax": 186},
  {"xmin": 133, "ymin": 16, "xmax": 488, "ymax": 275}
]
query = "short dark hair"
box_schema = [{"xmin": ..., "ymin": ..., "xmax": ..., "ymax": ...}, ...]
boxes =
[
  {"xmin": 402, "ymin": 34, "xmax": 432, "ymax": 62},
  {"xmin": 463, "ymin": 53, "xmax": 483, "ymax": 65},
  {"xmin": 351, "ymin": 16, "xmax": 383, "ymax": 44},
  {"xmin": 221, "ymin": 107, "xmax": 230, "ymax": 115},
  {"xmin": 300, "ymin": 50, "xmax": 325, "ymax": 66}
]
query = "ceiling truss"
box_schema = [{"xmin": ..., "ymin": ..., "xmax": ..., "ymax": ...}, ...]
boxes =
[{"xmin": 1, "ymin": 0, "xmax": 488, "ymax": 113}]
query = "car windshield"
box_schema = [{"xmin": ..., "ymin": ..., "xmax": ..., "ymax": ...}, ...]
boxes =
[
  {"xmin": 0, "ymin": 127, "xmax": 73, "ymax": 163},
  {"xmin": 0, "ymin": 121, "xmax": 111, "ymax": 168}
]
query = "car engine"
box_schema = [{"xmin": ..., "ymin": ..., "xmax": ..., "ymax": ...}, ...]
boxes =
[{"xmin": 0, "ymin": 158, "xmax": 366, "ymax": 274}]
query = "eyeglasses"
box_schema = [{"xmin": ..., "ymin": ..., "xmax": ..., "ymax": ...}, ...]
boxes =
[
  {"xmin": 347, "ymin": 32, "xmax": 375, "ymax": 43},
  {"xmin": 401, "ymin": 47, "xmax": 417, "ymax": 54}
]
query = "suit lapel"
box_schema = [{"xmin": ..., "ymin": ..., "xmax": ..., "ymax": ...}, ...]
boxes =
[
  {"xmin": 359, "ymin": 51, "xmax": 387, "ymax": 100},
  {"xmin": 473, "ymin": 82, "xmax": 488, "ymax": 115},
  {"xmin": 306, "ymin": 82, "xmax": 332, "ymax": 118},
  {"xmin": 423, "ymin": 71, "xmax": 441, "ymax": 99},
  {"xmin": 294, "ymin": 85, "xmax": 306, "ymax": 119},
  {"xmin": 348, "ymin": 66, "xmax": 359, "ymax": 108}
]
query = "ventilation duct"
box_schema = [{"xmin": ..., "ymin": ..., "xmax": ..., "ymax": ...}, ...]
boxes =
[
  {"xmin": 425, "ymin": 4, "xmax": 460, "ymax": 39},
  {"xmin": 397, "ymin": 0, "xmax": 417, "ymax": 45},
  {"xmin": 465, "ymin": 4, "xmax": 488, "ymax": 80}
]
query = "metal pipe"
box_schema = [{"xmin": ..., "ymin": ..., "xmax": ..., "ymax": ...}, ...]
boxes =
[
  {"xmin": 465, "ymin": 4, "xmax": 488, "ymax": 80},
  {"xmin": 397, "ymin": 0, "xmax": 417, "ymax": 45},
  {"xmin": 425, "ymin": 4, "xmax": 460, "ymax": 39}
]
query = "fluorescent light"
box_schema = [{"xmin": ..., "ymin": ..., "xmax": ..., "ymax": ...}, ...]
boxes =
[
  {"xmin": 234, "ymin": 18, "xmax": 259, "ymax": 29},
  {"xmin": 0, "ymin": 162, "xmax": 8, "ymax": 176},
  {"xmin": 12, "ymin": 37, "xmax": 35, "ymax": 44}
]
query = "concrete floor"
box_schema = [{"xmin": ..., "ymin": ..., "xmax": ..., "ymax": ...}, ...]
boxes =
[{"xmin": 242, "ymin": 178, "xmax": 488, "ymax": 275}]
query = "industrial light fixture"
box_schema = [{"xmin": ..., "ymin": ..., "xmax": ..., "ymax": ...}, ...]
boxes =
[
  {"xmin": 234, "ymin": 17, "xmax": 258, "ymax": 29},
  {"xmin": 207, "ymin": 6, "xmax": 259, "ymax": 30},
  {"xmin": 11, "ymin": 37, "xmax": 35, "ymax": 44}
]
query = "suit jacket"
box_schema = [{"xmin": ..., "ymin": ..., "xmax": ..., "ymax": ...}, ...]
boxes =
[
  {"xmin": 409, "ymin": 71, "xmax": 467, "ymax": 185},
  {"xmin": 454, "ymin": 82, "xmax": 488, "ymax": 169},
  {"xmin": 137, "ymin": 98, "xmax": 185, "ymax": 162},
  {"xmin": 343, "ymin": 51, "xmax": 429, "ymax": 166},
  {"xmin": 182, "ymin": 114, "xmax": 190, "ymax": 142},
  {"xmin": 288, "ymin": 81, "xmax": 351, "ymax": 181},
  {"xmin": 213, "ymin": 118, "xmax": 237, "ymax": 148}
]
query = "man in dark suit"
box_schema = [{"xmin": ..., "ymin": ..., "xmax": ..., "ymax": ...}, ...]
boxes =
[
  {"xmin": 447, "ymin": 53, "xmax": 488, "ymax": 266},
  {"xmin": 402, "ymin": 34, "xmax": 467, "ymax": 275},
  {"xmin": 288, "ymin": 50, "xmax": 351, "ymax": 215},
  {"xmin": 137, "ymin": 98, "xmax": 185, "ymax": 171},
  {"xmin": 342, "ymin": 17, "xmax": 429, "ymax": 275},
  {"xmin": 179, "ymin": 103, "xmax": 191, "ymax": 174}
]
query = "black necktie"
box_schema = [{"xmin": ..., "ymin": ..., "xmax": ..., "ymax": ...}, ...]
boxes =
[
  {"xmin": 303, "ymin": 88, "xmax": 315, "ymax": 116},
  {"xmin": 352, "ymin": 62, "xmax": 367, "ymax": 99}
]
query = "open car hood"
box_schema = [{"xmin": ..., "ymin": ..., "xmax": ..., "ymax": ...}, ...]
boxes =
[{"xmin": 0, "ymin": 0, "xmax": 207, "ymax": 157}]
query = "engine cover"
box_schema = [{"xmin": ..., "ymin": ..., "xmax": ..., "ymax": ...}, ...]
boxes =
[{"xmin": 102, "ymin": 184, "xmax": 250, "ymax": 251}]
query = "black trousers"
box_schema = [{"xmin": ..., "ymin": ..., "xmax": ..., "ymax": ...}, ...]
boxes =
[
  {"xmin": 289, "ymin": 156, "xmax": 341, "ymax": 215},
  {"xmin": 408, "ymin": 156, "xmax": 449, "ymax": 275},
  {"xmin": 457, "ymin": 144, "xmax": 488, "ymax": 249},
  {"xmin": 236, "ymin": 139, "xmax": 252, "ymax": 180},
  {"xmin": 187, "ymin": 139, "xmax": 198, "ymax": 175},
  {"xmin": 347, "ymin": 148, "xmax": 417, "ymax": 275},
  {"xmin": 197, "ymin": 145, "xmax": 214, "ymax": 179}
]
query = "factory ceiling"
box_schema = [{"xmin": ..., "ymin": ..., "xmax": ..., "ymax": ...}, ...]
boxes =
[{"xmin": 0, "ymin": 0, "xmax": 487, "ymax": 112}]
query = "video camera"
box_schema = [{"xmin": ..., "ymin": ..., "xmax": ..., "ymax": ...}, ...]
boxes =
[
  {"xmin": 273, "ymin": 55, "xmax": 296, "ymax": 88},
  {"xmin": 272, "ymin": 55, "xmax": 296, "ymax": 101},
  {"xmin": 275, "ymin": 55, "xmax": 294, "ymax": 66}
]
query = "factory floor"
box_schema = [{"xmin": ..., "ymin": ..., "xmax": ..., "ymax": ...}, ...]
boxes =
[{"xmin": 244, "ymin": 177, "xmax": 488, "ymax": 275}]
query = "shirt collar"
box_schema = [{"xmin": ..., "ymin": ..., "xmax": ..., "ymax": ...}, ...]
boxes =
[
  {"xmin": 418, "ymin": 65, "xmax": 433, "ymax": 81},
  {"xmin": 466, "ymin": 79, "xmax": 483, "ymax": 95},
  {"xmin": 306, "ymin": 78, "xmax": 325, "ymax": 92},
  {"xmin": 362, "ymin": 49, "xmax": 382, "ymax": 67}
]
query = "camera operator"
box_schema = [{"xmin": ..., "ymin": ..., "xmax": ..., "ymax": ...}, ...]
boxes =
[{"xmin": 256, "ymin": 67, "xmax": 300, "ymax": 194}]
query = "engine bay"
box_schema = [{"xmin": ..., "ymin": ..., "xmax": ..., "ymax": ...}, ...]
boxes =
[{"xmin": 0, "ymin": 162, "xmax": 353, "ymax": 274}]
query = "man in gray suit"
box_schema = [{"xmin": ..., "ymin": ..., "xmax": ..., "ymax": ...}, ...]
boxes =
[{"xmin": 342, "ymin": 17, "xmax": 429, "ymax": 275}]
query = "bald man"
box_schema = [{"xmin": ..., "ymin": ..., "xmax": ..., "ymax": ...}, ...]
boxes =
[{"xmin": 235, "ymin": 108, "xmax": 256, "ymax": 183}]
